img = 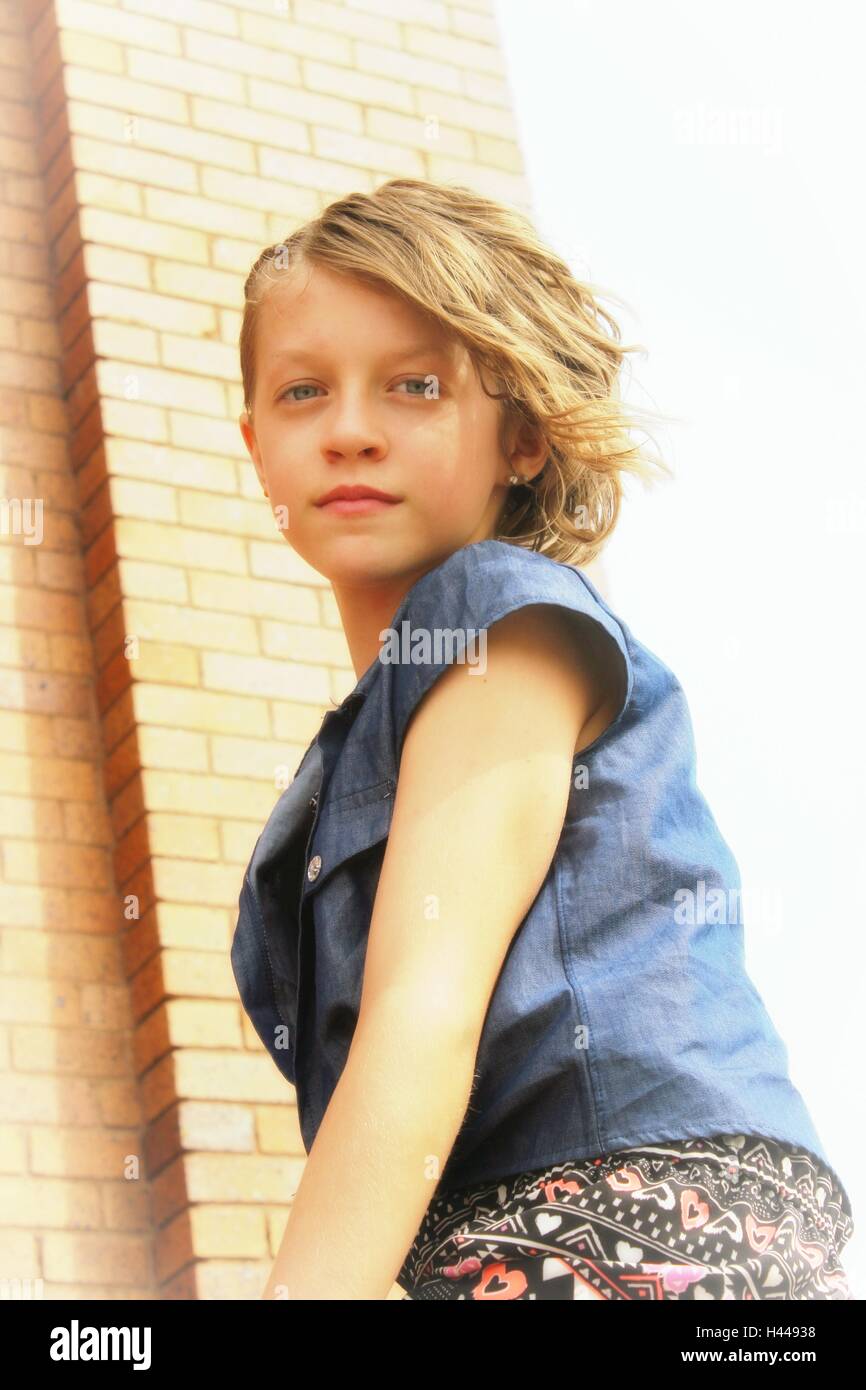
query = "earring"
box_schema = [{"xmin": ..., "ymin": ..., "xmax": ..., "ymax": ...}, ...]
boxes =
[{"xmin": 508, "ymin": 473, "xmax": 525, "ymax": 485}]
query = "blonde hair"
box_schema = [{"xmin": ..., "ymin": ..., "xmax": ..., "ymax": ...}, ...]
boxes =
[{"xmin": 239, "ymin": 178, "xmax": 673, "ymax": 566}]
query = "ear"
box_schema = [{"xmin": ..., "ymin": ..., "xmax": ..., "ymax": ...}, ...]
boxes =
[
  {"xmin": 238, "ymin": 410, "xmax": 269, "ymax": 497},
  {"xmin": 505, "ymin": 413, "xmax": 548, "ymax": 485}
]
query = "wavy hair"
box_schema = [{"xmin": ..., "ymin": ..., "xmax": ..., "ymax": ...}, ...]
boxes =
[{"xmin": 239, "ymin": 178, "xmax": 673, "ymax": 566}]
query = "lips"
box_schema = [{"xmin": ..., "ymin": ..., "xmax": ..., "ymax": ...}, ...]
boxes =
[
  {"xmin": 316, "ymin": 486, "xmax": 400, "ymax": 506},
  {"xmin": 318, "ymin": 495, "xmax": 400, "ymax": 517}
]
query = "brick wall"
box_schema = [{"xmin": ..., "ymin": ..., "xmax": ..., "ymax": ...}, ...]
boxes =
[{"xmin": 1, "ymin": 0, "xmax": 531, "ymax": 1298}]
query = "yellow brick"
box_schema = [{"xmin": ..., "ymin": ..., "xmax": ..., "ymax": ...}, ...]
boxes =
[
  {"xmin": 107, "ymin": 440, "xmax": 236, "ymax": 496},
  {"xmin": 183, "ymin": 28, "xmax": 303, "ymax": 83},
  {"xmin": 59, "ymin": 0, "xmax": 182, "ymax": 53},
  {"xmin": 72, "ymin": 170, "xmax": 146, "ymax": 221},
  {"xmin": 177, "ymin": 490, "xmax": 277, "ymax": 538},
  {"xmin": 201, "ymin": 649, "xmax": 331, "ymax": 703},
  {"xmin": 100, "ymin": 397, "xmax": 168, "ymax": 444},
  {"xmin": 159, "ymin": 332, "xmax": 238, "ymax": 381},
  {"xmin": 474, "ymin": 131, "xmax": 525, "ymax": 174},
  {"xmin": 218, "ymin": 305, "xmax": 241, "ymax": 343},
  {"xmin": 311, "ymin": 126, "xmax": 424, "ymax": 177},
  {"xmin": 127, "ymin": 641, "xmax": 199, "ymax": 686},
  {"xmin": 365, "ymin": 106, "xmax": 473, "ymax": 159},
  {"xmin": 451, "ymin": 5, "xmax": 498, "ymax": 42},
  {"xmin": 222, "ymin": 818, "xmax": 268, "ymax": 865},
  {"xmin": 260, "ymin": 617, "xmax": 349, "ymax": 667},
  {"xmin": 302, "ymin": 59, "xmax": 413, "ymax": 113},
  {"xmin": 89, "ymin": 283, "xmax": 217, "ymax": 333},
  {"xmin": 153, "ymin": 856, "xmax": 246, "ymax": 911},
  {"xmin": 210, "ymin": 236, "xmax": 265, "ymax": 273},
  {"xmin": 115, "ymin": 557, "xmax": 189, "ymax": 604},
  {"xmin": 294, "ymin": 0, "xmax": 401, "ymax": 46},
  {"xmin": 84, "ymin": 244, "xmax": 151, "ymax": 289},
  {"xmin": 3, "ymin": 929, "xmax": 119, "ymax": 983},
  {"xmin": 356, "ymin": 40, "xmax": 460, "ymax": 93},
  {"xmin": 131, "ymin": 682, "xmax": 271, "ymax": 739},
  {"xmin": 29, "ymin": 1127, "xmax": 137, "ymax": 1176},
  {"xmin": 210, "ymin": 735, "xmax": 311, "ymax": 781},
  {"xmin": 136, "ymin": 726, "xmax": 208, "ymax": 772},
  {"xmin": 121, "ymin": 0, "xmax": 238, "ymax": 37},
  {"xmin": 0, "ymin": 1175, "xmax": 102, "ymax": 1229},
  {"xmin": 168, "ymin": 410, "xmax": 243, "ymax": 458},
  {"xmin": 147, "ymin": 186, "xmax": 265, "ymax": 240},
  {"xmin": 191, "ymin": 94, "xmax": 309, "ymax": 154},
  {"xmin": 124, "ymin": 594, "xmax": 258, "ymax": 654},
  {"xmin": 462, "ymin": 68, "xmax": 511, "ymax": 107},
  {"xmin": 98, "ymin": 359, "xmax": 226, "ymax": 416},
  {"xmin": 238, "ymin": 10, "xmax": 351, "ymax": 63},
  {"xmin": 127, "ymin": 47, "xmax": 245, "ymax": 103},
  {"xmin": 70, "ymin": 98, "xmax": 257, "ymax": 174},
  {"xmin": 58, "ymin": 29, "xmax": 125, "ymax": 75},
  {"xmin": 81, "ymin": 207, "xmax": 208, "ymax": 264},
  {"xmin": 0, "ymin": 1126, "xmax": 29, "ymax": 1174},
  {"xmin": 256, "ymin": 1103, "xmax": 302, "ymax": 1155},
  {"xmin": 109, "ymin": 476, "xmax": 178, "ymax": 523},
  {"xmin": 255, "ymin": 145, "xmax": 376, "ymax": 193},
  {"xmin": 145, "ymin": 813, "xmax": 221, "ymax": 861},
  {"xmin": 174, "ymin": 1050, "xmax": 293, "ymax": 1106},
  {"xmin": 189, "ymin": 1204, "xmax": 268, "ymax": 1258},
  {"xmin": 92, "ymin": 320, "xmax": 160, "ymax": 365},
  {"xmin": 247, "ymin": 76, "xmax": 362, "ymax": 133},
  {"xmin": 248, "ymin": 539, "xmax": 330, "ymax": 587},
  {"xmin": 348, "ymin": 0, "xmax": 449, "ymax": 25},
  {"xmin": 188, "ymin": 571, "xmax": 318, "ymax": 624},
  {"xmin": 114, "ymin": 518, "xmax": 247, "ymax": 573},
  {"xmin": 405, "ymin": 23, "xmax": 506, "ymax": 76},
  {"xmin": 64, "ymin": 65, "xmax": 188, "ymax": 121},
  {"xmin": 72, "ymin": 133, "xmax": 198, "ymax": 193},
  {"xmin": 41, "ymin": 1230, "xmax": 151, "ymax": 1285},
  {"xmin": 0, "ymin": 794, "xmax": 62, "ymax": 838}
]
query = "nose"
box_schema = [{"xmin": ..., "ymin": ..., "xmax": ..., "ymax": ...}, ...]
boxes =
[{"xmin": 319, "ymin": 389, "xmax": 388, "ymax": 463}]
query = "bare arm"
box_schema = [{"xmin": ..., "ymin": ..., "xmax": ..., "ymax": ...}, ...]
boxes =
[{"xmin": 263, "ymin": 605, "xmax": 597, "ymax": 1299}]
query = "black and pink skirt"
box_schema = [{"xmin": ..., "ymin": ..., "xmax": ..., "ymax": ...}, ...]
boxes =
[{"xmin": 397, "ymin": 1133, "xmax": 854, "ymax": 1300}]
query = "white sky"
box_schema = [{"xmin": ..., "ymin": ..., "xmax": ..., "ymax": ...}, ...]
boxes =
[{"xmin": 496, "ymin": 0, "xmax": 865, "ymax": 1293}]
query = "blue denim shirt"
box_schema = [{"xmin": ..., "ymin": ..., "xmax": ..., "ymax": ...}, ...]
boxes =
[{"xmin": 231, "ymin": 538, "xmax": 839, "ymax": 1197}]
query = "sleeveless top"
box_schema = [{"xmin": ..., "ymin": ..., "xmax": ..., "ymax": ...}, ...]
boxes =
[{"xmin": 230, "ymin": 539, "xmax": 849, "ymax": 1203}]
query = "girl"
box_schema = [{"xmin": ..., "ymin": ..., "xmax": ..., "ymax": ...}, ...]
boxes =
[{"xmin": 234, "ymin": 178, "xmax": 854, "ymax": 1301}]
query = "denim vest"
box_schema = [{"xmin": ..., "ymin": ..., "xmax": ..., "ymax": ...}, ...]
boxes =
[{"xmin": 231, "ymin": 538, "xmax": 839, "ymax": 1197}]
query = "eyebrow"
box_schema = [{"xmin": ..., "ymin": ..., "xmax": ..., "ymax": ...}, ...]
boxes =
[{"xmin": 266, "ymin": 341, "xmax": 451, "ymax": 376}]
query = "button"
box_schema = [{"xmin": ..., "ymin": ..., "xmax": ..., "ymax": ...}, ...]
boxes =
[{"xmin": 307, "ymin": 855, "xmax": 322, "ymax": 882}]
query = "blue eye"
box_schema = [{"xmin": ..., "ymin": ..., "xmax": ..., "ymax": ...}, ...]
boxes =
[
  {"xmin": 396, "ymin": 377, "xmax": 432, "ymax": 396},
  {"xmin": 278, "ymin": 377, "xmax": 437, "ymax": 404},
  {"xmin": 280, "ymin": 384, "xmax": 322, "ymax": 403}
]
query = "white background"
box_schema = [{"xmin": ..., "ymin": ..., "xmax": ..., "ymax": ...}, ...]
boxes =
[{"xmin": 496, "ymin": 0, "xmax": 865, "ymax": 1295}]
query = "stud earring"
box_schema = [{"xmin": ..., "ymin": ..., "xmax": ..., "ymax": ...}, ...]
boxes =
[{"xmin": 508, "ymin": 473, "xmax": 525, "ymax": 485}]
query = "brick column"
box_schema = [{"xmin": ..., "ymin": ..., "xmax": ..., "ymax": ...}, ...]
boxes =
[{"xmin": 2, "ymin": 0, "xmax": 530, "ymax": 1298}]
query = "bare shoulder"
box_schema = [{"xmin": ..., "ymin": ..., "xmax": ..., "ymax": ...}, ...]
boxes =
[
  {"xmin": 401, "ymin": 602, "xmax": 596, "ymax": 781},
  {"xmin": 404, "ymin": 601, "xmax": 623, "ymax": 761}
]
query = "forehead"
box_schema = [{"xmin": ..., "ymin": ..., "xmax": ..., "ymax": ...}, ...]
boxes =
[{"xmin": 257, "ymin": 264, "xmax": 458, "ymax": 360}]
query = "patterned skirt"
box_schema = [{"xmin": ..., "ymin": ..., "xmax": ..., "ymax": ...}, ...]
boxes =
[{"xmin": 397, "ymin": 1133, "xmax": 855, "ymax": 1300}]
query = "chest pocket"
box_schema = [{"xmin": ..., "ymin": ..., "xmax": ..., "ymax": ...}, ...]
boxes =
[{"xmin": 301, "ymin": 777, "xmax": 396, "ymax": 904}]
